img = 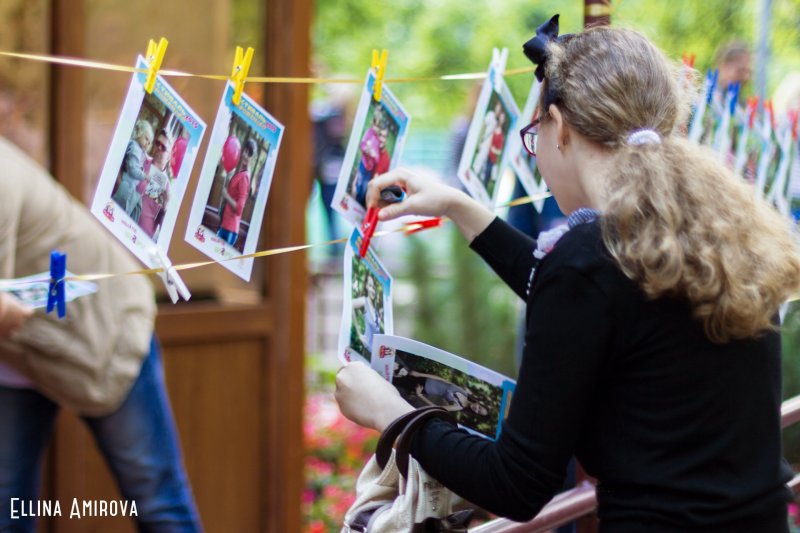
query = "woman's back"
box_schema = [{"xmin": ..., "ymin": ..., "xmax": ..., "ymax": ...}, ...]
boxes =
[{"xmin": 543, "ymin": 221, "xmax": 792, "ymax": 529}]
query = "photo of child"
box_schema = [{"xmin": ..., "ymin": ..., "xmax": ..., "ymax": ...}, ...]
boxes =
[
  {"xmin": 332, "ymin": 69, "xmax": 410, "ymax": 225},
  {"xmin": 456, "ymin": 56, "xmax": 519, "ymax": 208},
  {"xmin": 185, "ymin": 80, "xmax": 284, "ymax": 281},
  {"xmin": 346, "ymin": 102, "xmax": 399, "ymax": 209},
  {"xmin": 200, "ymin": 121, "xmax": 270, "ymax": 254},
  {"xmin": 338, "ymin": 228, "xmax": 393, "ymax": 365},
  {"xmin": 91, "ymin": 55, "xmax": 205, "ymax": 269},
  {"xmin": 110, "ymin": 94, "xmax": 189, "ymax": 241}
]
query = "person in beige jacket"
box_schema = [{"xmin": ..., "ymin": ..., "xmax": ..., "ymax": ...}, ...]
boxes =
[{"xmin": 0, "ymin": 136, "xmax": 202, "ymax": 532}]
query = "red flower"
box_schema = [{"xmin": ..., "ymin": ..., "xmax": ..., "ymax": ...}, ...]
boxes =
[{"xmin": 306, "ymin": 520, "xmax": 326, "ymax": 533}]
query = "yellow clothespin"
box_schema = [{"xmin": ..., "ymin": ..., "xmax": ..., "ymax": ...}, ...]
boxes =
[
  {"xmin": 371, "ymin": 49, "xmax": 389, "ymax": 102},
  {"xmin": 144, "ymin": 37, "xmax": 169, "ymax": 94},
  {"xmin": 230, "ymin": 46, "xmax": 254, "ymax": 106}
]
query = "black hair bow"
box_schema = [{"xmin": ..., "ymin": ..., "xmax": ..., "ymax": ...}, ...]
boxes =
[{"xmin": 523, "ymin": 14, "xmax": 563, "ymax": 82}]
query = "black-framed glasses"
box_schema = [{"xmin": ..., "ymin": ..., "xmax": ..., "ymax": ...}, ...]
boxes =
[{"xmin": 519, "ymin": 119, "xmax": 540, "ymax": 157}]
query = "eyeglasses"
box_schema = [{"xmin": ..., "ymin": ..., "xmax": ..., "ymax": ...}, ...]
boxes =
[{"xmin": 519, "ymin": 119, "xmax": 540, "ymax": 157}]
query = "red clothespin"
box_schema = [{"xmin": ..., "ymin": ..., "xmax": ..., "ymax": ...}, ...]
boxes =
[
  {"xmin": 358, "ymin": 186, "xmax": 406, "ymax": 258},
  {"xmin": 46, "ymin": 250, "xmax": 67, "ymax": 319},
  {"xmin": 747, "ymin": 97, "xmax": 760, "ymax": 129},
  {"xmin": 405, "ymin": 217, "xmax": 443, "ymax": 235},
  {"xmin": 789, "ymin": 109, "xmax": 799, "ymax": 141},
  {"xmin": 359, "ymin": 207, "xmax": 380, "ymax": 258},
  {"xmin": 766, "ymin": 100, "xmax": 776, "ymax": 133}
]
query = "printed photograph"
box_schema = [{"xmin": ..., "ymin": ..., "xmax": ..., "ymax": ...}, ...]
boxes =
[
  {"xmin": 457, "ymin": 59, "xmax": 520, "ymax": 207},
  {"xmin": 110, "ymin": 97, "xmax": 188, "ymax": 242},
  {"xmin": 371, "ymin": 335, "xmax": 516, "ymax": 440},
  {"xmin": 186, "ymin": 81, "xmax": 284, "ymax": 281},
  {"xmin": 0, "ymin": 272, "xmax": 97, "ymax": 309},
  {"xmin": 91, "ymin": 56, "xmax": 205, "ymax": 268},
  {"xmin": 338, "ymin": 228, "xmax": 393, "ymax": 364},
  {"xmin": 509, "ymin": 80, "xmax": 549, "ymax": 212},
  {"xmin": 349, "ymin": 254, "xmax": 385, "ymax": 360},
  {"xmin": 332, "ymin": 69, "xmax": 410, "ymax": 225}
]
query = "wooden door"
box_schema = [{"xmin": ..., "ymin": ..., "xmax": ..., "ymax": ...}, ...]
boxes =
[{"xmin": 42, "ymin": 1, "xmax": 311, "ymax": 532}]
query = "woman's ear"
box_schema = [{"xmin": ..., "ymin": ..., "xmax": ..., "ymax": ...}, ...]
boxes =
[{"xmin": 548, "ymin": 104, "xmax": 570, "ymax": 149}]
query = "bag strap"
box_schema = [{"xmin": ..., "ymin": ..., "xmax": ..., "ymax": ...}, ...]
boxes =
[
  {"xmin": 395, "ymin": 407, "xmax": 457, "ymax": 479},
  {"xmin": 375, "ymin": 406, "xmax": 444, "ymax": 469}
]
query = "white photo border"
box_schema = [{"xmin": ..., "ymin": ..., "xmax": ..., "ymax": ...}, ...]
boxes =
[
  {"xmin": 370, "ymin": 334, "xmax": 516, "ymax": 440},
  {"xmin": 508, "ymin": 80, "xmax": 549, "ymax": 212},
  {"xmin": 456, "ymin": 61, "xmax": 520, "ymax": 208},
  {"xmin": 338, "ymin": 228, "xmax": 394, "ymax": 365},
  {"xmin": 332, "ymin": 69, "xmax": 411, "ymax": 225},
  {"xmin": 90, "ymin": 56, "xmax": 206, "ymax": 268},
  {"xmin": 184, "ymin": 81, "xmax": 285, "ymax": 281}
]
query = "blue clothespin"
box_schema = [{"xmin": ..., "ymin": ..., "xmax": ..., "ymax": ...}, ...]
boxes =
[
  {"xmin": 728, "ymin": 82, "xmax": 741, "ymax": 115},
  {"xmin": 47, "ymin": 250, "xmax": 67, "ymax": 318},
  {"xmin": 706, "ymin": 69, "xmax": 719, "ymax": 105}
]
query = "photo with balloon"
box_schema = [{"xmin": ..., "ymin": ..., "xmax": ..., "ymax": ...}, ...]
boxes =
[
  {"xmin": 185, "ymin": 81, "xmax": 284, "ymax": 281},
  {"xmin": 91, "ymin": 55, "xmax": 206, "ymax": 268}
]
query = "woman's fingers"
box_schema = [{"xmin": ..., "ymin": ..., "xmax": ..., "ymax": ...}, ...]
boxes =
[{"xmin": 366, "ymin": 169, "xmax": 412, "ymax": 208}]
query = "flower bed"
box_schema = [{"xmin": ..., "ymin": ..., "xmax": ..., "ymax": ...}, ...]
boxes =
[{"xmin": 304, "ymin": 391, "xmax": 379, "ymax": 532}]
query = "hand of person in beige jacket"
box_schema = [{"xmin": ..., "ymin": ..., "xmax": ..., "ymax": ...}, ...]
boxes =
[{"xmin": 0, "ymin": 293, "xmax": 33, "ymax": 337}]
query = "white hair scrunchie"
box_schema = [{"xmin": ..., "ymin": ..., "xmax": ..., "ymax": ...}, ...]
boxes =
[{"xmin": 627, "ymin": 129, "xmax": 662, "ymax": 146}]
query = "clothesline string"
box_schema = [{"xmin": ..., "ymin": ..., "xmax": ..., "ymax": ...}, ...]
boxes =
[
  {"xmin": 0, "ymin": 50, "xmax": 535, "ymax": 84},
  {"xmin": 0, "ymin": 192, "xmax": 551, "ymax": 288}
]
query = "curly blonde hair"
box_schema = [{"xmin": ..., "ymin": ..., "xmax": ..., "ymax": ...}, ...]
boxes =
[{"xmin": 540, "ymin": 26, "xmax": 800, "ymax": 343}]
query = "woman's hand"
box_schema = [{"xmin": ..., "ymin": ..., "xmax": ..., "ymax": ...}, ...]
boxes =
[
  {"xmin": 0, "ymin": 293, "xmax": 33, "ymax": 337},
  {"xmin": 366, "ymin": 168, "xmax": 464, "ymax": 221},
  {"xmin": 366, "ymin": 167, "xmax": 495, "ymax": 242},
  {"xmin": 335, "ymin": 361, "xmax": 414, "ymax": 432}
]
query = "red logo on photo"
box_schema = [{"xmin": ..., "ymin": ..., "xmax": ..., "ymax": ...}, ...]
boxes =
[
  {"xmin": 340, "ymin": 197, "xmax": 349, "ymax": 210},
  {"xmin": 379, "ymin": 345, "xmax": 392, "ymax": 358},
  {"xmin": 194, "ymin": 226, "xmax": 206, "ymax": 243},
  {"xmin": 103, "ymin": 202, "xmax": 115, "ymax": 222}
]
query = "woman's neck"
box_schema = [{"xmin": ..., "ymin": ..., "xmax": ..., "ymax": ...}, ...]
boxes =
[{"xmin": 572, "ymin": 139, "xmax": 614, "ymax": 211}]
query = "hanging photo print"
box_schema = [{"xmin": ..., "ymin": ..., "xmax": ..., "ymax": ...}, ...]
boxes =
[
  {"xmin": 508, "ymin": 80, "xmax": 548, "ymax": 212},
  {"xmin": 457, "ymin": 51, "xmax": 520, "ymax": 208},
  {"xmin": 371, "ymin": 335, "xmax": 516, "ymax": 440},
  {"xmin": 332, "ymin": 69, "xmax": 411, "ymax": 226},
  {"xmin": 338, "ymin": 228, "xmax": 393, "ymax": 365},
  {"xmin": 185, "ymin": 81, "xmax": 284, "ymax": 281},
  {"xmin": 0, "ymin": 272, "xmax": 97, "ymax": 309},
  {"xmin": 91, "ymin": 56, "xmax": 206, "ymax": 268}
]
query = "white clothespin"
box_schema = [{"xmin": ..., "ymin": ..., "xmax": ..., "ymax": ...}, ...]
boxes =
[
  {"xmin": 150, "ymin": 248, "xmax": 191, "ymax": 304},
  {"xmin": 490, "ymin": 47, "xmax": 508, "ymax": 93}
]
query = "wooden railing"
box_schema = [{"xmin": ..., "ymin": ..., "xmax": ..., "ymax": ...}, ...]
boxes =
[{"xmin": 471, "ymin": 394, "xmax": 800, "ymax": 533}]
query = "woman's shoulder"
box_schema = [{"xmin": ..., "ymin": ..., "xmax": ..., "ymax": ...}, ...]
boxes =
[{"xmin": 539, "ymin": 221, "xmax": 628, "ymax": 290}]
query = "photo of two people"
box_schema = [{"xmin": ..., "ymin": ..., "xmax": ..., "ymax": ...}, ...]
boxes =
[{"xmin": 111, "ymin": 94, "xmax": 189, "ymax": 242}]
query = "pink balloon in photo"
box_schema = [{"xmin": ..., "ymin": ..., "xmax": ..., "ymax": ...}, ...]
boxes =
[
  {"xmin": 222, "ymin": 135, "xmax": 241, "ymax": 172},
  {"xmin": 170, "ymin": 136, "xmax": 188, "ymax": 177}
]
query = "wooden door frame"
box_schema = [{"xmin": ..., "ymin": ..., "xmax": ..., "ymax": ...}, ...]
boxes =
[{"xmin": 48, "ymin": 1, "xmax": 311, "ymax": 531}]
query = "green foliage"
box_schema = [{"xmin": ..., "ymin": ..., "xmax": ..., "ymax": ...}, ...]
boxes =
[
  {"xmin": 399, "ymin": 227, "xmax": 519, "ymax": 378},
  {"xmin": 314, "ymin": 0, "xmax": 800, "ymax": 130}
]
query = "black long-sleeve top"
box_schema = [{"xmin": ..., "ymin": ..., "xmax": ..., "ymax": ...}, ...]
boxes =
[{"xmin": 411, "ymin": 217, "xmax": 793, "ymax": 532}]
